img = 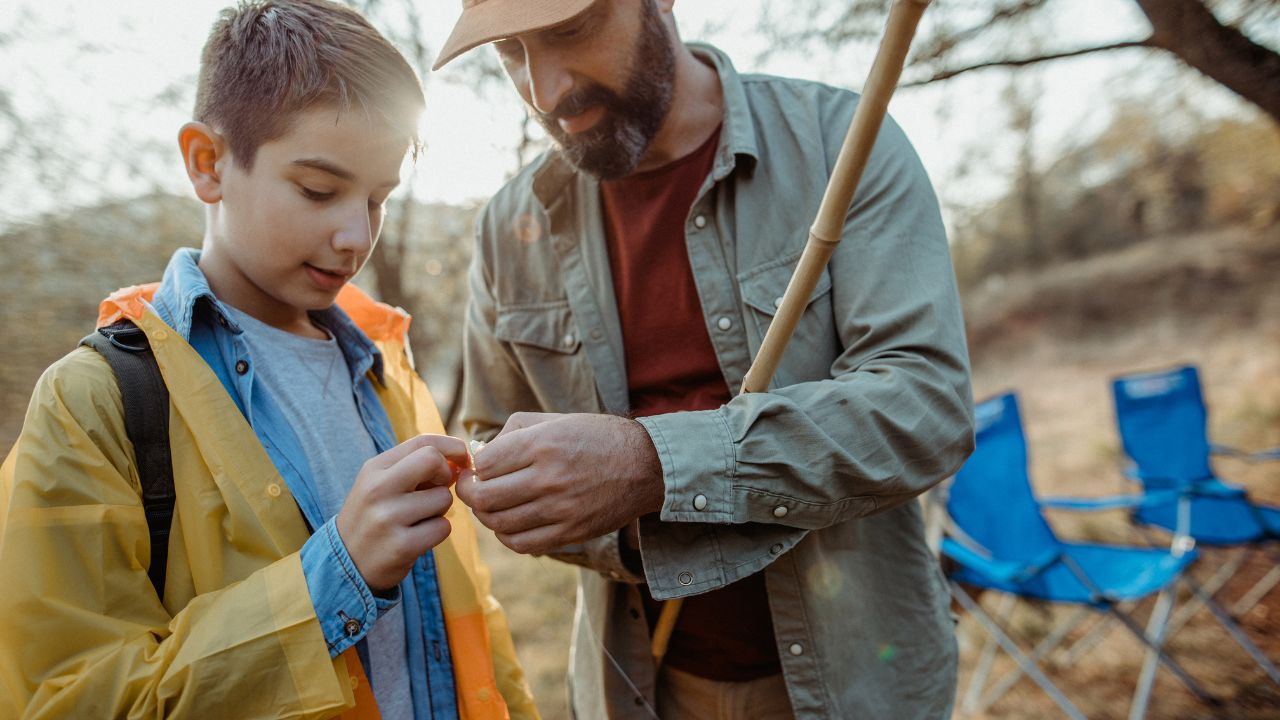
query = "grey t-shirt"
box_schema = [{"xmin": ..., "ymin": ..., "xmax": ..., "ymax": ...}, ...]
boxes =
[{"xmin": 224, "ymin": 304, "xmax": 413, "ymax": 720}]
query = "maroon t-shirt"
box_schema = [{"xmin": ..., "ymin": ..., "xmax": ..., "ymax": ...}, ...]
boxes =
[{"xmin": 601, "ymin": 127, "xmax": 782, "ymax": 682}]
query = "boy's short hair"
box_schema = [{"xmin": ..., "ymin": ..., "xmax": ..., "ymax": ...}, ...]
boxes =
[{"xmin": 195, "ymin": 0, "xmax": 425, "ymax": 169}]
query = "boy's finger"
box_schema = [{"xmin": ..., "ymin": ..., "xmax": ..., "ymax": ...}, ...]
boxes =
[
  {"xmin": 369, "ymin": 434, "xmax": 448, "ymax": 471},
  {"xmin": 393, "ymin": 485, "xmax": 454, "ymax": 525},
  {"xmin": 383, "ymin": 445, "xmax": 455, "ymax": 492}
]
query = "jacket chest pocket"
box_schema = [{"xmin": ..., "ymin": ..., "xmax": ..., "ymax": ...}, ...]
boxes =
[
  {"xmin": 494, "ymin": 301, "xmax": 601, "ymax": 412},
  {"xmin": 738, "ymin": 250, "xmax": 839, "ymax": 386}
]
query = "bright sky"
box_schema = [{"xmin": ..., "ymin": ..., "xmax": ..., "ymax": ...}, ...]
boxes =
[{"xmin": 0, "ymin": 0, "xmax": 1261, "ymax": 230}]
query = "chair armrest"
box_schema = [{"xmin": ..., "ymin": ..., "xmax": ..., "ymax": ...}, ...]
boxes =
[
  {"xmin": 1212, "ymin": 444, "xmax": 1280, "ymax": 463},
  {"xmin": 941, "ymin": 538, "xmax": 1061, "ymax": 584},
  {"xmin": 1039, "ymin": 489, "xmax": 1181, "ymax": 512}
]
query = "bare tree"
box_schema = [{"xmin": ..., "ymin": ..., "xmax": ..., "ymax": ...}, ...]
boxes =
[{"xmin": 768, "ymin": 0, "xmax": 1280, "ymax": 124}]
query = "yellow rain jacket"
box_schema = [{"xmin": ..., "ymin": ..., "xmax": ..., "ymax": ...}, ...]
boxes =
[{"xmin": 0, "ymin": 283, "xmax": 538, "ymax": 720}]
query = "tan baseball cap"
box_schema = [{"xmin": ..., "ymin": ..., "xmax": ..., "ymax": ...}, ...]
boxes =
[{"xmin": 433, "ymin": 0, "xmax": 600, "ymax": 71}]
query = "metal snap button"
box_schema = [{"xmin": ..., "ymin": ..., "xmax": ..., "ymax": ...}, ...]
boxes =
[
  {"xmin": 678, "ymin": 571, "xmax": 694, "ymax": 586},
  {"xmin": 562, "ymin": 333, "xmax": 576, "ymax": 348},
  {"xmin": 235, "ymin": 359, "xmax": 249, "ymax": 375},
  {"xmin": 266, "ymin": 483, "xmax": 282, "ymax": 498},
  {"xmin": 789, "ymin": 643, "xmax": 804, "ymax": 656},
  {"xmin": 693, "ymin": 494, "xmax": 708, "ymax": 511},
  {"xmin": 773, "ymin": 505, "xmax": 789, "ymax": 518},
  {"xmin": 693, "ymin": 215, "xmax": 708, "ymax": 229},
  {"xmin": 770, "ymin": 543, "xmax": 784, "ymax": 555},
  {"xmin": 716, "ymin": 316, "xmax": 732, "ymax": 331}
]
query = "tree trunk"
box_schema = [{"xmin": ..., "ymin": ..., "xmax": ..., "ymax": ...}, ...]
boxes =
[{"xmin": 1134, "ymin": 0, "xmax": 1280, "ymax": 124}]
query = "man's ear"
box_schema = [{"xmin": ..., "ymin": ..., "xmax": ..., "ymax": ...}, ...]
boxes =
[{"xmin": 178, "ymin": 122, "xmax": 227, "ymax": 204}]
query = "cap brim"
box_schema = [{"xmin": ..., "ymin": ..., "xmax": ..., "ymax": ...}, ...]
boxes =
[{"xmin": 432, "ymin": 0, "xmax": 599, "ymax": 71}]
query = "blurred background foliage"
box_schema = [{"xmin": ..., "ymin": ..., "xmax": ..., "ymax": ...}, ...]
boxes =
[{"xmin": 1, "ymin": 1, "xmax": 1277, "ymax": 717}]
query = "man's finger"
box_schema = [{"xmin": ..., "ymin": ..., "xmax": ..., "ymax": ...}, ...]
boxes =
[
  {"xmin": 496, "ymin": 524, "xmax": 567, "ymax": 556},
  {"xmin": 403, "ymin": 516, "xmax": 452, "ymax": 557},
  {"xmin": 473, "ymin": 425, "xmax": 539, "ymax": 479},
  {"xmin": 493, "ymin": 411, "xmax": 559, "ymax": 440},
  {"xmin": 474, "ymin": 499, "xmax": 558, "ymax": 537},
  {"xmin": 458, "ymin": 465, "xmax": 545, "ymax": 513}
]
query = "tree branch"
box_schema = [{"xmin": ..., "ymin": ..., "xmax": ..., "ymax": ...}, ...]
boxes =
[{"xmin": 904, "ymin": 39, "xmax": 1155, "ymax": 86}]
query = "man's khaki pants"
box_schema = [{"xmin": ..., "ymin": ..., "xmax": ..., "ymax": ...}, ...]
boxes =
[{"xmin": 656, "ymin": 666, "xmax": 795, "ymax": 720}]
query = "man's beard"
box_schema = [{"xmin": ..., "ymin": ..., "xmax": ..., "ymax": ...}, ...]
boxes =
[{"xmin": 535, "ymin": 0, "xmax": 676, "ymax": 180}]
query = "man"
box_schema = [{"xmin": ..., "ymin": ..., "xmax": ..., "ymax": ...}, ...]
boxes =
[{"xmin": 439, "ymin": 0, "xmax": 974, "ymax": 717}]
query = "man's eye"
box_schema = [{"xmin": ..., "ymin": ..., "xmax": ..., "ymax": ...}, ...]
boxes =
[{"xmin": 300, "ymin": 187, "xmax": 335, "ymax": 202}]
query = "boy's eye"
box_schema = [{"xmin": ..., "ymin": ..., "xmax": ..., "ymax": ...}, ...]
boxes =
[{"xmin": 300, "ymin": 186, "xmax": 335, "ymax": 202}]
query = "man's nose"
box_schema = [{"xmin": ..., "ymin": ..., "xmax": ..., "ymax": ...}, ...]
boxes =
[{"xmin": 525, "ymin": 48, "xmax": 573, "ymax": 116}]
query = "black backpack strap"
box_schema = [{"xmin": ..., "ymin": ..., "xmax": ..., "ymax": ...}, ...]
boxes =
[{"xmin": 81, "ymin": 321, "xmax": 174, "ymax": 598}]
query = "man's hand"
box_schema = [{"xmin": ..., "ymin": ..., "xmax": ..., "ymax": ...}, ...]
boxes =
[
  {"xmin": 457, "ymin": 413, "xmax": 664, "ymax": 555},
  {"xmin": 336, "ymin": 434, "xmax": 470, "ymax": 592}
]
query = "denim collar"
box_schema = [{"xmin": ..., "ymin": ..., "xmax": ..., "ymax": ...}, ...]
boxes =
[{"xmin": 150, "ymin": 247, "xmax": 385, "ymax": 384}]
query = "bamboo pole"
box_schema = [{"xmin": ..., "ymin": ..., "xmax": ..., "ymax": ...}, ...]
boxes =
[{"xmin": 651, "ymin": 0, "xmax": 933, "ymax": 664}]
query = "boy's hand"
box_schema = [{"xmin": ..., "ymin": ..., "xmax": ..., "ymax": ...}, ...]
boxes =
[{"xmin": 336, "ymin": 434, "xmax": 470, "ymax": 593}]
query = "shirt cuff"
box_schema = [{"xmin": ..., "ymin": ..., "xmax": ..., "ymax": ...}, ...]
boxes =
[
  {"xmin": 300, "ymin": 517, "xmax": 401, "ymax": 658},
  {"xmin": 639, "ymin": 409, "xmax": 736, "ymax": 523}
]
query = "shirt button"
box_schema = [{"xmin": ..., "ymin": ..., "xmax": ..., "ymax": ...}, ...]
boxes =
[
  {"xmin": 344, "ymin": 618, "xmax": 362, "ymax": 636},
  {"xmin": 693, "ymin": 494, "xmax": 708, "ymax": 511},
  {"xmin": 774, "ymin": 296, "xmax": 785, "ymax": 309},
  {"xmin": 678, "ymin": 571, "xmax": 694, "ymax": 586},
  {"xmin": 770, "ymin": 543, "xmax": 784, "ymax": 555},
  {"xmin": 235, "ymin": 359, "xmax": 249, "ymax": 375},
  {"xmin": 693, "ymin": 214, "xmax": 708, "ymax": 229},
  {"xmin": 789, "ymin": 643, "xmax": 804, "ymax": 656},
  {"xmin": 716, "ymin": 316, "xmax": 733, "ymax": 331},
  {"xmin": 266, "ymin": 483, "xmax": 282, "ymax": 498},
  {"xmin": 562, "ymin": 333, "xmax": 576, "ymax": 348},
  {"xmin": 773, "ymin": 505, "xmax": 789, "ymax": 518},
  {"xmin": 217, "ymin": 314, "xmax": 229, "ymax": 327}
]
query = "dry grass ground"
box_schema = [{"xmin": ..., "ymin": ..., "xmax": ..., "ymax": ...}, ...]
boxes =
[{"xmin": 477, "ymin": 224, "xmax": 1280, "ymax": 719}]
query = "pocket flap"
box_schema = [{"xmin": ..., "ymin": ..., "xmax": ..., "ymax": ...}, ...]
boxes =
[
  {"xmin": 494, "ymin": 302, "xmax": 580, "ymax": 353},
  {"xmin": 738, "ymin": 251, "xmax": 833, "ymax": 316}
]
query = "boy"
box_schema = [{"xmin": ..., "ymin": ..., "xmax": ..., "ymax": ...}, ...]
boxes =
[{"xmin": 0, "ymin": 1, "xmax": 537, "ymax": 718}]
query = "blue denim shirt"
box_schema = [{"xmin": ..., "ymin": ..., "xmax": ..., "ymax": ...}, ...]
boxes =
[{"xmin": 150, "ymin": 248, "xmax": 458, "ymax": 719}]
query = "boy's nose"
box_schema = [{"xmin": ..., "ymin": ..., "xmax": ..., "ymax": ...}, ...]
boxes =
[{"xmin": 333, "ymin": 208, "xmax": 374, "ymax": 255}]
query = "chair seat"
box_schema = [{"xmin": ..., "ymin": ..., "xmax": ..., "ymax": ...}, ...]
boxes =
[
  {"xmin": 1135, "ymin": 492, "xmax": 1280, "ymax": 545},
  {"xmin": 952, "ymin": 542, "xmax": 1197, "ymax": 607}
]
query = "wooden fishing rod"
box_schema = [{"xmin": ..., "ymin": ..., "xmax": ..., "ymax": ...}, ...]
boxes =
[{"xmin": 650, "ymin": 0, "xmax": 934, "ymax": 664}]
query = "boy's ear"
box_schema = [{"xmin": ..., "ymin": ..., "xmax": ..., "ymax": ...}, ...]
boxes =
[{"xmin": 178, "ymin": 122, "xmax": 228, "ymax": 204}]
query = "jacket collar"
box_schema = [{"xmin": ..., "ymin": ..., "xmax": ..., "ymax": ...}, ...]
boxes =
[{"xmin": 149, "ymin": 247, "xmax": 386, "ymax": 383}]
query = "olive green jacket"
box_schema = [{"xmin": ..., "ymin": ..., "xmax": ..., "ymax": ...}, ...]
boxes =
[{"xmin": 462, "ymin": 44, "xmax": 973, "ymax": 720}]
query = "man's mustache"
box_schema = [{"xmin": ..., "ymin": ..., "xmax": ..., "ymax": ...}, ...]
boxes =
[{"xmin": 540, "ymin": 84, "xmax": 620, "ymax": 124}]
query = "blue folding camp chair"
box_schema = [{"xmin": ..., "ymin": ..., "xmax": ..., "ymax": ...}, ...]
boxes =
[
  {"xmin": 1104, "ymin": 366, "xmax": 1279, "ymax": 676},
  {"xmin": 943, "ymin": 393, "xmax": 1212, "ymax": 720}
]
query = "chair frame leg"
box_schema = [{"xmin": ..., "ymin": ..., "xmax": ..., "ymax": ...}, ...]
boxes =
[
  {"xmin": 978, "ymin": 605, "xmax": 1091, "ymax": 713},
  {"xmin": 1181, "ymin": 575, "xmax": 1280, "ymax": 686},
  {"xmin": 1108, "ymin": 602, "xmax": 1216, "ymax": 708},
  {"xmin": 1230, "ymin": 546, "xmax": 1280, "ymax": 618},
  {"xmin": 1128, "ymin": 584, "xmax": 1175, "ymax": 720},
  {"xmin": 1166, "ymin": 546, "xmax": 1248, "ymax": 636},
  {"xmin": 962, "ymin": 592, "xmax": 1015, "ymax": 715},
  {"xmin": 950, "ymin": 583, "xmax": 1086, "ymax": 720}
]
